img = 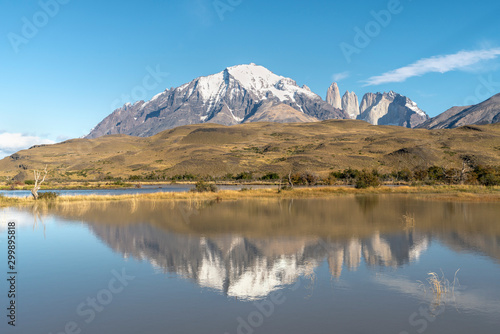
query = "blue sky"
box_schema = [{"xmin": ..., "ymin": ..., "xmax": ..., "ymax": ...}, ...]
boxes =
[{"xmin": 1, "ymin": 0, "xmax": 500, "ymax": 157}]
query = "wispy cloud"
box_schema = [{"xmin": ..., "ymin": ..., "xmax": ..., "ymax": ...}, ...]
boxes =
[
  {"xmin": 0, "ymin": 132, "xmax": 55, "ymax": 159},
  {"xmin": 364, "ymin": 48, "xmax": 500, "ymax": 86},
  {"xmin": 332, "ymin": 71, "xmax": 350, "ymax": 82}
]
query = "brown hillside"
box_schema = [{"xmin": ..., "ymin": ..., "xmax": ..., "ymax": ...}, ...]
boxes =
[{"xmin": 1, "ymin": 120, "xmax": 500, "ymax": 181}]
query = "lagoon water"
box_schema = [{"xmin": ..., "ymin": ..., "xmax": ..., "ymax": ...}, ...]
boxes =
[
  {"xmin": 0, "ymin": 185, "xmax": 193, "ymax": 198},
  {"xmin": 1, "ymin": 195, "xmax": 500, "ymax": 333},
  {"xmin": 0, "ymin": 184, "xmax": 272, "ymax": 198}
]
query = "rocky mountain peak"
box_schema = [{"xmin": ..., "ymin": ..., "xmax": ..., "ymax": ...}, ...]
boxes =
[
  {"xmin": 326, "ymin": 82, "xmax": 342, "ymax": 109},
  {"xmin": 360, "ymin": 92, "xmax": 379, "ymax": 113},
  {"xmin": 358, "ymin": 91, "xmax": 428, "ymax": 128},
  {"xmin": 341, "ymin": 91, "xmax": 360, "ymax": 119}
]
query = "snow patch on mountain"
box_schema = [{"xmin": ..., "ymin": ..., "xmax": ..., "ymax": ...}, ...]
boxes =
[
  {"xmin": 190, "ymin": 64, "xmax": 320, "ymax": 105},
  {"xmin": 405, "ymin": 99, "xmax": 426, "ymax": 117}
]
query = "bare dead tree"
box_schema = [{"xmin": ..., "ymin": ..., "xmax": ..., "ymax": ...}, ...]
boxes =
[
  {"xmin": 31, "ymin": 166, "xmax": 48, "ymax": 200},
  {"xmin": 460, "ymin": 155, "xmax": 474, "ymax": 185},
  {"xmin": 288, "ymin": 170, "xmax": 294, "ymax": 188}
]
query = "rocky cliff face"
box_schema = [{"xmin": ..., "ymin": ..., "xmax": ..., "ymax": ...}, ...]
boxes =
[
  {"xmin": 341, "ymin": 91, "xmax": 360, "ymax": 119},
  {"xmin": 358, "ymin": 91, "xmax": 429, "ymax": 128},
  {"xmin": 418, "ymin": 93, "xmax": 500, "ymax": 129},
  {"xmin": 360, "ymin": 92, "xmax": 379, "ymax": 113},
  {"xmin": 326, "ymin": 83, "xmax": 342, "ymax": 109},
  {"xmin": 87, "ymin": 64, "xmax": 348, "ymax": 138},
  {"xmin": 326, "ymin": 84, "xmax": 428, "ymax": 127}
]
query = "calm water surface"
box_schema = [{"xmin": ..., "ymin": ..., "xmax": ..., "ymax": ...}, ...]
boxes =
[
  {"xmin": 1, "ymin": 195, "xmax": 499, "ymax": 333},
  {"xmin": 0, "ymin": 184, "xmax": 263, "ymax": 198}
]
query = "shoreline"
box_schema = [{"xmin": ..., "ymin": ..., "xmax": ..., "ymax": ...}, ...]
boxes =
[
  {"xmin": 0, "ymin": 181, "xmax": 478, "ymax": 191},
  {"xmin": 0, "ymin": 181, "xmax": 286, "ymax": 191},
  {"xmin": 1, "ymin": 185, "xmax": 500, "ymax": 208}
]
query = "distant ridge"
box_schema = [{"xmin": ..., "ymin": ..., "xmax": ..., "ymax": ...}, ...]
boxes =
[{"xmin": 418, "ymin": 93, "xmax": 500, "ymax": 129}]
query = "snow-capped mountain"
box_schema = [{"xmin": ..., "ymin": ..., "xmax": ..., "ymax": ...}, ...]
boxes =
[
  {"xmin": 87, "ymin": 64, "xmax": 347, "ymax": 138},
  {"xmin": 357, "ymin": 91, "xmax": 428, "ymax": 128}
]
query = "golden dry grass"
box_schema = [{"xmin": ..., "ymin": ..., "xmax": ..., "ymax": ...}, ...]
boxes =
[
  {"xmin": 1, "ymin": 185, "xmax": 499, "ymax": 208},
  {"xmin": 420, "ymin": 269, "xmax": 461, "ymax": 307},
  {"xmin": 1, "ymin": 120, "xmax": 500, "ymax": 181},
  {"xmin": 427, "ymin": 272, "xmax": 447, "ymax": 296}
]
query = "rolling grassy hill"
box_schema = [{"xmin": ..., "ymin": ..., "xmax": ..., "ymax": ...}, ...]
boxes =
[{"xmin": 1, "ymin": 120, "xmax": 500, "ymax": 182}]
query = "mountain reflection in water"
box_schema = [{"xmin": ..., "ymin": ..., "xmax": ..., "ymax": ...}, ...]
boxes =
[{"xmin": 29, "ymin": 196, "xmax": 500, "ymax": 301}]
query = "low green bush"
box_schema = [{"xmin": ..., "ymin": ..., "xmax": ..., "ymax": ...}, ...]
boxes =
[
  {"xmin": 475, "ymin": 165, "xmax": 500, "ymax": 186},
  {"xmin": 290, "ymin": 172, "xmax": 319, "ymax": 186},
  {"xmin": 38, "ymin": 192, "xmax": 59, "ymax": 200},
  {"xmin": 235, "ymin": 172, "xmax": 253, "ymax": 180},
  {"xmin": 261, "ymin": 172, "xmax": 280, "ymax": 180},
  {"xmin": 191, "ymin": 181, "xmax": 218, "ymax": 193},
  {"xmin": 355, "ymin": 171, "xmax": 380, "ymax": 189}
]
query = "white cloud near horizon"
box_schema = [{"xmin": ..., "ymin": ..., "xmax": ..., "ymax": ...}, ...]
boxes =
[
  {"xmin": 332, "ymin": 71, "xmax": 350, "ymax": 82},
  {"xmin": 0, "ymin": 132, "xmax": 55, "ymax": 159},
  {"xmin": 364, "ymin": 48, "xmax": 500, "ymax": 86}
]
